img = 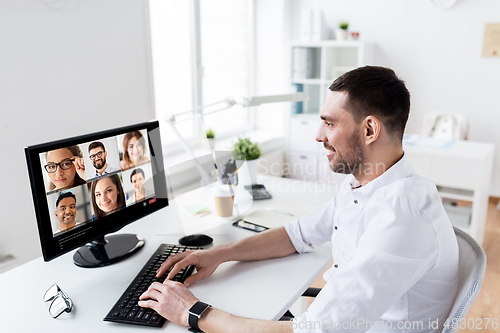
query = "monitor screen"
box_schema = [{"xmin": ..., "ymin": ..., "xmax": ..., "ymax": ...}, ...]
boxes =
[{"xmin": 25, "ymin": 121, "xmax": 168, "ymax": 266}]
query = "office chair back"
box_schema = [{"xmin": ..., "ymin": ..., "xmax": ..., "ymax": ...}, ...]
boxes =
[
  {"xmin": 421, "ymin": 112, "xmax": 469, "ymax": 140},
  {"xmin": 441, "ymin": 227, "xmax": 487, "ymax": 333}
]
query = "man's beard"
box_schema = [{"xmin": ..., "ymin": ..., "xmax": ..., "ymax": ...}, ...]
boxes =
[
  {"xmin": 93, "ymin": 158, "xmax": 105, "ymax": 170},
  {"xmin": 328, "ymin": 132, "xmax": 364, "ymax": 175}
]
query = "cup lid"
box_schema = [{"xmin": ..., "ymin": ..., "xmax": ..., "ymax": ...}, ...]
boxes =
[{"xmin": 213, "ymin": 181, "xmax": 234, "ymax": 197}]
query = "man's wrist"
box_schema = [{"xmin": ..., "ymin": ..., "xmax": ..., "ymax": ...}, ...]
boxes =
[
  {"xmin": 188, "ymin": 301, "xmax": 212, "ymax": 331},
  {"xmin": 215, "ymin": 244, "xmax": 234, "ymax": 263},
  {"xmin": 197, "ymin": 306, "xmax": 213, "ymax": 330}
]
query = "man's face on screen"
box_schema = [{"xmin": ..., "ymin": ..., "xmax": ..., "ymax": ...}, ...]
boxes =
[
  {"xmin": 55, "ymin": 197, "xmax": 77, "ymax": 225},
  {"xmin": 89, "ymin": 148, "xmax": 107, "ymax": 171}
]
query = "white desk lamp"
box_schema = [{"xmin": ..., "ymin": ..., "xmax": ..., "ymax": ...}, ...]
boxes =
[{"xmin": 165, "ymin": 92, "xmax": 309, "ymax": 185}]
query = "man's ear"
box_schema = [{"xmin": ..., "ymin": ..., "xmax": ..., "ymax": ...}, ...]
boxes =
[
  {"xmin": 362, "ymin": 116, "xmax": 381, "ymax": 145},
  {"xmin": 104, "ymin": 151, "xmax": 108, "ymax": 159}
]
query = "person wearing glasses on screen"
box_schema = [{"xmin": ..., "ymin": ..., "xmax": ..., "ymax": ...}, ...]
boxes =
[
  {"xmin": 54, "ymin": 192, "xmax": 78, "ymax": 233},
  {"xmin": 88, "ymin": 141, "xmax": 119, "ymax": 177},
  {"xmin": 120, "ymin": 131, "xmax": 150, "ymax": 171},
  {"xmin": 90, "ymin": 174, "xmax": 126, "ymax": 219},
  {"xmin": 44, "ymin": 146, "xmax": 86, "ymax": 192}
]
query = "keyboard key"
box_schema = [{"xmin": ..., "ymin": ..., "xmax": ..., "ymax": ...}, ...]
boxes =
[{"xmin": 135, "ymin": 310, "xmax": 144, "ymax": 320}]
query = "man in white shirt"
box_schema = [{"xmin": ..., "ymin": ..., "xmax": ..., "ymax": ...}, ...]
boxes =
[
  {"xmin": 138, "ymin": 66, "xmax": 459, "ymax": 333},
  {"xmin": 88, "ymin": 141, "xmax": 119, "ymax": 177}
]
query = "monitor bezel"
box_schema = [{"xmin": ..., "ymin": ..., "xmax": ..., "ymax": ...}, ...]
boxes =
[{"xmin": 25, "ymin": 120, "xmax": 168, "ymax": 262}]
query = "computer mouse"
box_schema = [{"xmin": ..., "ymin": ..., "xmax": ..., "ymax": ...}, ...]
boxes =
[{"xmin": 178, "ymin": 234, "xmax": 213, "ymax": 247}]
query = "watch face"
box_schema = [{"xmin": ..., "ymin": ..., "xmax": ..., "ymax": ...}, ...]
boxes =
[
  {"xmin": 430, "ymin": 0, "xmax": 457, "ymax": 9},
  {"xmin": 190, "ymin": 301, "xmax": 210, "ymax": 315}
]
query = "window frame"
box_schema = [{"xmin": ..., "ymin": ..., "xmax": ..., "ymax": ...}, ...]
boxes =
[{"xmin": 156, "ymin": 0, "xmax": 256, "ymax": 156}]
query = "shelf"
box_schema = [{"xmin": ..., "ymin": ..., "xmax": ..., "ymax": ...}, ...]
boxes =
[{"xmin": 437, "ymin": 186, "xmax": 474, "ymax": 202}]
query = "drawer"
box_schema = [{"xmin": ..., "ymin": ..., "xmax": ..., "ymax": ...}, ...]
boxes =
[
  {"xmin": 287, "ymin": 153, "xmax": 318, "ymax": 182},
  {"xmin": 289, "ymin": 117, "xmax": 323, "ymax": 152}
]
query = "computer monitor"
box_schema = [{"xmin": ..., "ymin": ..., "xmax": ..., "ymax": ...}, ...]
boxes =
[{"xmin": 25, "ymin": 121, "xmax": 168, "ymax": 268}]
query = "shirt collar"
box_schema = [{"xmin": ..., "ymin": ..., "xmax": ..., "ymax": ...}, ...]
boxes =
[
  {"xmin": 345, "ymin": 154, "xmax": 415, "ymax": 199},
  {"xmin": 95, "ymin": 164, "xmax": 109, "ymax": 177}
]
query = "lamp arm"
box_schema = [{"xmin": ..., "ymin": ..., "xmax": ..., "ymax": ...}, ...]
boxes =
[{"xmin": 166, "ymin": 98, "xmax": 236, "ymax": 123}]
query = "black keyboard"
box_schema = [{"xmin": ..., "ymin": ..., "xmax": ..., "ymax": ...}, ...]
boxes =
[{"xmin": 104, "ymin": 243, "xmax": 201, "ymax": 327}]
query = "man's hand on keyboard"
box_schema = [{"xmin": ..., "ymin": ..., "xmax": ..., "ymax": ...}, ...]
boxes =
[
  {"xmin": 157, "ymin": 249, "xmax": 222, "ymax": 287},
  {"xmin": 138, "ymin": 280, "xmax": 197, "ymax": 326}
]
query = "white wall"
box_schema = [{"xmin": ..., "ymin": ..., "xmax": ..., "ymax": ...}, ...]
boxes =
[
  {"xmin": 257, "ymin": 0, "xmax": 500, "ymax": 196},
  {"xmin": 0, "ymin": 0, "xmax": 155, "ymax": 270}
]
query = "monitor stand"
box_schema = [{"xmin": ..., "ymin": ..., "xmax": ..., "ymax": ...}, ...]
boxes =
[{"xmin": 73, "ymin": 234, "xmax": 145, "ymax": 268}]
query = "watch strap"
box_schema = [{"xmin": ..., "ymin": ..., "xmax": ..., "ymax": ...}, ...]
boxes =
[{"xmin": 188, "ymin": 301, "xmax": 212, "ymax": 332}]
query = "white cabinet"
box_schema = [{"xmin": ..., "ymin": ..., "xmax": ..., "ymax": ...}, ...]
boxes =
[
  {"xmin": 287, "ymin": 153, "xmax": 318, "ymax": 182},
  {"xmin": 404, "ymin": 140, "xmax": 495, "ymax": 245},
  {"xmin": 289, "ymin": 117, "xmax": 322, "ymax": 152},
  {"xmin": 287, "ymin": 41, "xmax": 372, "ymax": 187}
]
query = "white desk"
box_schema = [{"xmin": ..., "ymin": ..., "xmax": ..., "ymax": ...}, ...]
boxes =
[
  {"xmin": 0, "ymin": 176, "xmax": 336, "ymax": 333},
  {"xmin": 404, "ymin": 139, "xmax": 495, "ymax": 245}
]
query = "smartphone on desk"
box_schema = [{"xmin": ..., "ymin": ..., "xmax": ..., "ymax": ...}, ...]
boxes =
[{"xmin": 232, "ymin": 219, "xmax": 269, "ymax": 233}]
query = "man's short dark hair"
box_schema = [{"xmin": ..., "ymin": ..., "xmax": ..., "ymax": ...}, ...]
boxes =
[
  {"xmin": 56, "ymin": 192, "xmax": 76, "ymax": 208},
  {"xmin": 88, "ymin": 141, "xmax": 105, "ymax": 153},
  {"xmin": 130, "ymin": 168, "xmax": 145, "ymax": 182},
  {"xmin": 329, "ymin": 66, "xmax": 410, "ymax": 141}
]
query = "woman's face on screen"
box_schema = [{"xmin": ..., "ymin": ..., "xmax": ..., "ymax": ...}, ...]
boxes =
[
  {"xmin": 131, "ymin": 173, "xmax": 145, "ymax": 193},
  {"xmin": 94, "ymin": 177, "xmax": 119, "ymax": 212},
  {"xmin": 46, "ymin": 148, "xmax": 76, "ymax": 189},
  {"xmin": 127, "ymin": 137, "xmax": 144, "ymax": 161}
]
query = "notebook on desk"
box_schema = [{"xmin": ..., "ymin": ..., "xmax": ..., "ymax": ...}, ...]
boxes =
[{"xmin": 244, "ymin": 200, "xmax": 315, "ymax": 229}]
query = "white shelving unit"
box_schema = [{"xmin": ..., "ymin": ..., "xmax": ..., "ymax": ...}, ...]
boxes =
[
  {"xmin": 287, "ymin": 41, "xmax": 373, "ymax": 186},
  {"xmin": 404, "ymin": 140, "xmax": 495, "ymax": 245}
]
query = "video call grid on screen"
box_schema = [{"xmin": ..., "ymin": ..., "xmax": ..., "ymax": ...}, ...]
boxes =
[{"xmin": 25, "ymin": 121, "xmax": 169, "ymax": 261}]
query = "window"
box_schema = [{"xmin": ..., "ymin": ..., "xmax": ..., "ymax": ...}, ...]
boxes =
[
  {"xmin": 149, "ymin": 0, "xmax": 253, "ymax": 150},
  {"xmin": 199, "ymin": 0, "xmax": 252, "ymax": 137},
  {"xmin": 149, "ymin": 0, "xmax": 193, "ymax": 146}
]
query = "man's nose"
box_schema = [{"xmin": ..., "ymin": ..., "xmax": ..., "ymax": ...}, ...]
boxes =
[{"xmin": 315, "ymin": 125, "xmax": 326, "ymax": 143}]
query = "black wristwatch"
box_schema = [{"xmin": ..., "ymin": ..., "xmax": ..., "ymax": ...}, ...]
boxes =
[{"xmin": 188, "ymin": 301, "xmax": 212, "ymax": 332}]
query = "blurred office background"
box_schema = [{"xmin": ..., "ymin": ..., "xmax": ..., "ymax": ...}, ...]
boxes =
[{"xmin": 1, "ymin": 1, "xmax": 499, "ymax": 301}]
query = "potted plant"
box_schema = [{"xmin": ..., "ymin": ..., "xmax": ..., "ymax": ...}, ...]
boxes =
[
  {"xmin": 206, "ymin": 129, "xmax": 215, "ymax": 150},
  {"xmin": 336, "ymin": 22, "xmax": 349, "ymax": 41},
  {"xmin": 233, "ymin": 137, "xmax": 261, "ymax": 185}
]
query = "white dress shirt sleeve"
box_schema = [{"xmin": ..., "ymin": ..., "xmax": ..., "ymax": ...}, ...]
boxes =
[
  {"xmin": 293, "ymin": 194, "xmax": 439, "ymax": 333},
  {"xmin": 284, "ymin": 196, "xmax": 338, "ymax": 253}
]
